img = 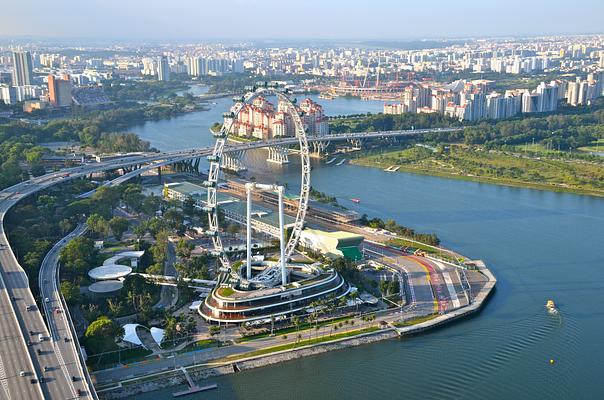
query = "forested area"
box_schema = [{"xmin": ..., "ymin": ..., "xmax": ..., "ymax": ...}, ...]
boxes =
[{"xmin": 330, "ymin": 98, "xmax": 604, "ymax": 152}]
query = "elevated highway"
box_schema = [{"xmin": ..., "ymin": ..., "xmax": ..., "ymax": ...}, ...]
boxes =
[{"xmin": 0, "ymin": 126, "xmax": 460, "ymax": 399}]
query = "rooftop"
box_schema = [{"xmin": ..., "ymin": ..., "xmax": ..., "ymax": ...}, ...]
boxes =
[{"xmin": 88, "ymin": 264, "xmax": 132, "ymax": 280}]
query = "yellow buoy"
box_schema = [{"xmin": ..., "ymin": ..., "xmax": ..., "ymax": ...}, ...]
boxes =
[{"xmin": 549, "ymin": 359, "xmax": 555, "ymax": 364}]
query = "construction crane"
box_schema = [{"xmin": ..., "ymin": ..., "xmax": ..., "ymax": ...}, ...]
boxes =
[
  {"xmin": 362, "ymin": 58, "xmax": 370, "ymax": 88},
  {"xmin": 375, "ymin": 56, "xmax": 381, "ymax": 88}
]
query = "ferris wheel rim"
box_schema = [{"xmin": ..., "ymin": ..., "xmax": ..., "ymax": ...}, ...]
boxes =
[{"xmin": 206, "ymin": 86, "xmax": 310, "ymax": 278}]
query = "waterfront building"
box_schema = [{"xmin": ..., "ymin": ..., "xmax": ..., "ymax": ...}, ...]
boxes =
[
  {"xmin": 300, "ymin": 229, "xmax": 364, "ymax": 261},
  {"xmin": 157, "ymin": 56, "xmax": 170, "ymax": 81},
  {"xmin": 11, "ymin": 50, "xmax": 33, "ymax": 87},
  {"xmin": 200, "ymin": 267, "xmax": 348, "ymax": 323},
  {"xmin": 299, "ymin": 98, "xmax": 329, "ymax": 135},
  {"xmin": 226, "ymin": 97, "xmax": 328, "ymax": 140}
]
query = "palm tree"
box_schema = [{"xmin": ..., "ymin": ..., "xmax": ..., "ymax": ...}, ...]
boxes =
[
  {"xmin": 291, "ymin": 316, "xmax": 300, "ymax": 342},
  {"xmin": 270, "ymin": 314, "xmax": 275, "ymax": 336}
]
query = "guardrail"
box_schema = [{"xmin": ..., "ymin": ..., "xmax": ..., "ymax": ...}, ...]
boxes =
[
  {"xmin": 57, "ymin": 262, "xmax": 98, "ymax": 400},
  {"xmin": 40, "ymin": 224, "xmax": 97, "ymax": 400},
  {"xmin": 0, "ymin": 226, "xmax": 47, "ymax": 399},
  {"xmin": 0, "ymin": 259, "xmax": 46, "ymax": 399}
]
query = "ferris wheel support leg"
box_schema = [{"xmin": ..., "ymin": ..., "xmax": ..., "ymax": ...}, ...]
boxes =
[{"xmin": 278, "ymin": 186, "xmax": 286, "ymax": 286}]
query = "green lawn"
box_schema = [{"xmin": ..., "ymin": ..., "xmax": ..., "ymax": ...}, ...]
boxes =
[
  {"xmin": 87, "ymin": 347, "xmax": 153, "ymax": 371},
  {"xmin": 393, "ymin": 314, "xmax": 438, "ymax": 327},
  {"xmin": 223, "ymin": 326, "xmax": 380, "ymax": 361},
  {"xmin": 177, "ymin": 339, "xmax": 219, "ymax": 354},
  {"xmin": 238, "ymin": 315, "xmax": 353, "ymax": 342},
  {"xmin": 216, "ymin": 287, "xmax": 235, "ymax": 297},
  {"xmin": 578, "ymin": 139, "xmax": 604, "ymax": 152},
  {"xmin": 354, "ymin": 145, "xmax": 604, "ymax": 197}
]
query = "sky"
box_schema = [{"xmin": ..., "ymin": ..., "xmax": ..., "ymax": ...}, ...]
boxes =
[{"xmin": 2, "ymin": 0, "xmax": 603, "ymax": 41}]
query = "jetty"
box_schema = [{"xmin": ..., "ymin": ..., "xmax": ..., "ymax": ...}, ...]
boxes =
[
  {"xmin": 325, "ymin": 157, "xmax": 337, "ymax": 165},
  {"xmin": 336, "ymin": 158, "xmax": 347, "ymax": 166},
  {"xmin": 172, "ymin": 367, "xmax": 217, "ymax": 398}
]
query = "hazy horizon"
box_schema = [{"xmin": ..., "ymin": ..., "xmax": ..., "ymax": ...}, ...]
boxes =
[{"xmin": 2, "ymin": 0, "xmax": 603, "ymax": 42}]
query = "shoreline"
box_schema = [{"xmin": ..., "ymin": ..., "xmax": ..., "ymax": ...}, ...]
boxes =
[
  {"xmin": 96, "ymin": 258, "xmax": 496, "ymax": 399},
  {"xmin": 351, "ymin": 158, "xmax": 604, "ymax": 198}
]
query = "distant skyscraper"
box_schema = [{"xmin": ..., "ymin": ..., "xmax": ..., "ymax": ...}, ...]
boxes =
[
  {"xmin": 187, "ymin": 56, "xmax": 208, "ymax": 77},
  {"xmin": 566, "ymin": 80, "xmax": 580, "ymax": 106},
  {"xmin": 48, "ymin": 74, "xmax": 72, "ymax": 107},
  {"xmin": 157, "ymin": 56, "xmax": 170, "ymax": 81},
  {"xmin": 522, "ymin": 91, "xmax": 539, "ymax": 113},
  {"xmin": 536, "ymin": 82, "xmax": 558, "ymax": 112},
  {"xmin": 0, "ymin": 84, "xmax": 17, "ymax": 105},
  {"xmin": 12, "ymin": 51, "xmax": 34, "ymax": 86}
]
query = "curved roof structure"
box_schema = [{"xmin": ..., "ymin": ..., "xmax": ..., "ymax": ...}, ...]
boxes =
[
  {"xmin": 122, "ymin": 324, "xmax": 144, "ymax": 347},
  {"xmin": 88, "ymin": 264, "xmax": 132, "ymax": 281},
  {"xmin": 102, "ymin": 250, "xmax": 145, "ymax": 266},
  {"xmin": 150, "ymin": 327, "xmax": 164, "ymax": 347},
  {"xmin": 88, "ymin": 280, "xmax": 123, "ymax": 293}
]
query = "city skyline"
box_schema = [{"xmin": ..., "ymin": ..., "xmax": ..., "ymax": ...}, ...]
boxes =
[{"xmin": 2, "ymin": 0, "xmax": 604, "ymax": 41}]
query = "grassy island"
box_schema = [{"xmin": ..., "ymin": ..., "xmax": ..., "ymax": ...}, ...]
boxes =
[{"xmin": 352, "ymin": 144, "xmax": 604, "ymax": 197}]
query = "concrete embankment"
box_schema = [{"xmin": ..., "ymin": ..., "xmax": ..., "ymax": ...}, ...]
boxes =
[{"xmin": 98, "ymin": 330, "xmax": 398, "ymax": 399}]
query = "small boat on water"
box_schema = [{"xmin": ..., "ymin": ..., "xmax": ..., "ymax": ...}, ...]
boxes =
[
  {"xmin": 546, "ymin": 299, "xmax": 558, "ymax": 314},
  {"xmin": 351, "ymin": 198, "xmax": 361, "ymax": 203}
]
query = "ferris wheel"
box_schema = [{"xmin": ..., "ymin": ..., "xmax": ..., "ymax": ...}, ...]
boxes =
[{"xmin": 204, "ymin": 84, "xmax": 310, "ymax": 280}]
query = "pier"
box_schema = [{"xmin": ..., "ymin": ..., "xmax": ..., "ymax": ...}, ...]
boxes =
[{"xmin": 172, "ymin": 367, "xmax": 217, "ymax": 398}]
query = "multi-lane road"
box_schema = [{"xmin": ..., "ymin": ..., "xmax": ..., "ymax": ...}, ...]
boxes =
[
  {"xmin": 39, "ymin": 223, "xmax": 92, "ymax": 399},
  {"xmin": 0, "ymin": 127, "xmax": 461, "ymax": 399},
  {"xmin": 0, "ymin": 185, "xmax": 79, "ymax": 399}
]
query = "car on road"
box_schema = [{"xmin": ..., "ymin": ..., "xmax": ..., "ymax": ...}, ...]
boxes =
[
  {"xmin": 19, "ymin": 371, "xmax": 26, "ymax": 377},
  {"xmin": 44, "ymin": 297, "xmax": 50, "ymax": 303}
]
